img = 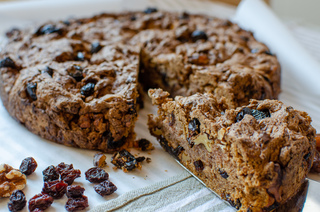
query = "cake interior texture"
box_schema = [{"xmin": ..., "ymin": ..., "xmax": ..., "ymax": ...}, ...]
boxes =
[{"xmin": 148, "ymin": 88, "xmax": 315, "ymax": 212}]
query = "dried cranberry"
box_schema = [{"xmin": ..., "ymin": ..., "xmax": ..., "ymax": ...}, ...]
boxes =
[
  {"xmin": 35, "ymin": 24, "xmax": 63, "ymax": 35},
  {"xmin": 191, "ymin": 30, "xmax": 208, "ymax": 42},
  {"xmin": 66, "ymin": 185, "xmax": 85, "ymax": 198},
  {"xmin": 85, "ymin": 167, "xmax": 109, "ymax": 183},
  {"xmin": 42, "ymin": 180, "xmax": 68, "ymax": 199},
  {"xmin": 138, "ymin": 138, "xmax": 154, "ymax": 151},
  {"xmin": 8, "ymin": 190, "xmax": 26, "ymax": 212},
  {"xmin": 0, "ymin": 57, "xmax": 16, "ymax": 68},
  {"xmin": 80, "ymin": 83, "xmax": 95, "ymax": 97},
  {"xmin": 91, "ymin": 42, "xmax": 103, "ymax": 54},
  {"xmin": 28, "ymin": 193, "xmax": 54, "ymax": 211},
  {"xmin": 65, "ymin": 196, "xmax": 89, "ymax": 212},
  {"xmin": 41, "ymin": 66, "xmax": 53, "ymax": 77},
  {"xmin": 67, "ymin": 65, "xmax": 83, "ymax": 82},
  {"xmin": 194, "ymin": 160, "xmax": 204, "ymax": 172},
  {"xmin": 61, "ymin": 169, "xmax": 81, "ymax": 185},
  {"xmin": 144, "ymin": 7, "xmax": 158, "ymax": 14},
  {"xmin": 43, "ymin": 165, "xmax": 59, "ymax": 182},
  {"xmin": 111, "ymin": 149, "xmax": 139, "ymax": 171},
  {"xmin": 94, "ymin": 180, "xmax": 117, "ymax": 196},
  {"xmin": 19, "ymin": 157, "xmax": 37, "ymax": 175},
  {"xmin": 26, "ymin": 82, "xmax": 37, "ymax": 100}
]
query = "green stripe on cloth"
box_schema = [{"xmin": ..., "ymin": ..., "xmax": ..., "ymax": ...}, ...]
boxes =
[{"xmin": 90, "ymin": 171, "xmax": 233, "ymax": 212}]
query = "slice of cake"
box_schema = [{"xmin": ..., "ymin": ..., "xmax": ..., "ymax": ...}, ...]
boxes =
[{"xmin": 148, "ymin": 88, "xmax": 315, "ymax": 211}]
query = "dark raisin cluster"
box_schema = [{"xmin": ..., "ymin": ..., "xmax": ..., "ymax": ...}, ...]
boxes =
[
  {"xmin": 111, "ymin": 149, "xmax": 141, "ymax": 172},
  {"xmin": 65, "ymin": 185, "xmax": 88, "ymax": 211}
]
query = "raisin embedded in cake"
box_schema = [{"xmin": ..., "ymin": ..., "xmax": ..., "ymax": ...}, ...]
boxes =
[{"xmin": 148, "ymin": 88, "xmax": 316, "ymax": 212}]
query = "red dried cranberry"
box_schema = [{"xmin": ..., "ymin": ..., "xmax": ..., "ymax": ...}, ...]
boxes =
[
  {"xmin": 191, "ymin": 30, "xmax": 208, "ymax": 42},
  {"xmin": 42, "ymin": 180, "xmax": 68, "ymax": 199},
  {"xmin": 94, "ymin": 180, "xmax": 117, "ymax": 196},
  {"xmin": 42, "ymin": 165, "xmax": 59, "ymax": 182},
  {"xmin": 19, "ymin": 157, "xmax": 37, "ymax": 175},
  {"xmin": 26, "ymin": 82, "xmax": 37, "ymax": 101},
  {"xmin": 85, "ymin": 167, "xmax": 109, "ymax": 183},
  {"xmin": 66, "ymin": 185, "xmax": 85, "ymax": 198},
  {"xmin": 8, "ymin": 190, "xmax": 26, "ymax": 212},
  {"xmin": 80, "ymin": 83, "xmax": 95, "ymax": 97},
  {"xmin": 65, "ymin": 196, "xmax": 89, "ymax": 212},
  {"xmin": 28, "ymin": 193, "xmax": 53, "ymax": 211}
]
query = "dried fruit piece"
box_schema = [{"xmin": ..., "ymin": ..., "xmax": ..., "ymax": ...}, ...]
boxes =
[
  {"xmin": 111, "ymin": 149, "xmax": 141, "ymax": 172},
  {"xmin": 0, "ymin": 164, "xmax": 27, "ymax": 198},
  {"xmin": 85, "ymin": 167, "xmax": 109, "ymax": 183},
  {"xmin": 28, "ymin": 193, "xmax": 53, "ymax": 211},
  {"xmin": 188, "ymin": 118, "xmax": 201, "ymax": 136},
  {"xmin": 42, "ymin": 180, "xmax": 68, "ymax": 199},
  {"xmin": 136, "ymin": 156, "xmax": 146, "ymax": 163},
  {"xmin": 218, "ymin": 169, "xmax": 229, "ymax": 179},
  {"xmin": 138, "ymin": 139, "xmax": 154, "ymax": 151},
  {"xmin": 91, "ymin": 42, "xmax": 103, "ymax": 54},
  {"xmin": 94, "ymin": 180, "xmax": 117, "ymax": 196},
  {"xmin": 56, "ymin": 163, "xmax": 81, "ymax": 185},
  {"xmin": 93, "ymin": 153, "xmax": 107, "ymax": 168},
  {"xmin": 19, "ymin": 157, "xmax": 37, "ymax": 176},
  {"xmin": 144, "ymin": 7, "xmax": 158, "ymax": 14},
  {"xmin": 65, "ymin": 196, "xmax": 89, "ymax": 212},
  {"xmin": 0, "ymin": 57, "xmax": 16, "ymax": 69},
  {"xmin": 66, "ymin": 185, "xmax": 85, "ymax": 198},
  {"xmin": 42, "ymin": 165, "xmax": 59, "ymax": 182},
  {"xmin": 8, "ymin": 190, "xmax": 26, "ymax": 212},
  {"xmin": 80, "ymin": 83, "xmax": 95, "ymax": 96},
  {"xmin": 35, "ymin": 24, "xmax": 63, "ymax": 35},
  {"xmin": 67, "ymin": 65, "xmax": 83, "ymax": 82},
  {"xmin": 236, "ymin": 107, "xmax": 270, "ymax": 122},
  {"xmin": 194, "ymin": 160, "xmax": 204, "ymax": 172},
  {"xmin": 41, "ymin": 66, "xmax": 53, "ymax": 77},
  {"xmin": 26, "ymin": 82, "xmax": 37, "ymax": 101},
  {"xmin": 191, "ymin": 30, "xmax": 208, "ymax": 42}
]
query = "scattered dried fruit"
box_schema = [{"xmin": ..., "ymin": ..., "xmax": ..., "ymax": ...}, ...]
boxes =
[
  {"xmin": 61, "ymin": 169, "xmax": 81, "ymax": 185},
  {"xmin": 111, "ymin": 149, "xmax": 141, "ymax": 172},
  {"xmin": 0, "ymin": 164, "xmax": 27, "ymax": 198},
  {"xmin": 42, "ymin": 165, "xmax": 59, "ymax": 182},
  {"xmin": 42, "ymin": 180, "xmax": 68, "ymax": 199},
  {"xmin": 93, "ymin": 153, "xmax": 107, "ymax": 168},
  {"xmin": 7, "ymin": 190, "xmax": 26, "ymax": 212},
  {"xmin": 66, "ymin": 185, "xmax": 85, "ymax": 198},
  {"xmin": 94, "ymin": 180, "xmax": 117, "ymax": 196},
  {"xmin": 65, "ymin": 195, "xmax": 89, "ymax": 212},
  {"xmin": 28, "ymin": 193, "xmax": 53, "ymax": 211},
  {"xmin": 19, "ymin": 157, "xmax": 37, "ymax": 176},
  {"xmin": 85, "ymin": 167, "xmax": 109, "ymax": 183}
]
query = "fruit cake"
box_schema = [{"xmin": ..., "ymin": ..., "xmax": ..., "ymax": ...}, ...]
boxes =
[
  {"xmin": 148, "ymin": 88, "xmax": 316, "ymax": 212},
  {"xmin": 0, "ymin": 9, "xmax": 280, "ymax": 152}
]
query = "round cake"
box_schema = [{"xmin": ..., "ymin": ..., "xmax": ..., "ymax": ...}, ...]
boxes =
[{"xmin": 0, "ymin": 8, "xmax": 280, "ymax": 152}]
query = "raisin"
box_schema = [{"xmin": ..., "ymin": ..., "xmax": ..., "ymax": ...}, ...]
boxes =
[
  {"xmin": 218, "ymin": 169, "xmax": 229, "ymax": 179},
  {"xmin": 105, "ymin": 133, "xmax": 126, "ymax": 149},
  {"xmin": 138, "ymin": 138, "xmax": 154, "ymax": 151},
  {"xmin": 191, "ymin": 30, "xmax": 208, "ymax": 42},
  {"xmin": 26, "ymin": 82, "xmax": 37, "ymax": 100},
  {"xmin": 194, "ymin": 160, "xmax": 204, "ymax": 172},
  {"xmin": 65, "ymin": 196, "xmax": 89, "ymax": 212},
  {"xmin": 56, "ymin": 163, "xmax": 81, "ymax": 185},
  {"xmin": 188, "ymin": 118, "xmax": 201, "ymax": 136},
  {"xmin": 111, "ymin": 150, "xmax": 140, "ymax": 172},
  {"xmin": 136, "ymin": 156, "xmax": 146, "ymax": 163},
  {"xmin": 66, "ymin": 185, "xmax": 85, "ymax": 198},
  {"xmin": 0, "ymin": 57, "xmax": 16, "ymax": 68},
  {"xmin": 85, "ymin": 167, "xmax": 109, "ymax": 183},
  {"xmin": 225, "ymin": 194, "xmax": 241, "ymax": 210},
  {"xmin": 158, "ymin": 135, "xmax": 184, "ymax": 160},
  {"xmin": 19, "ymin": 157, "xmax": 37, "ymax": 175},
  {"xmin": 130, "ymin": 16, "xmax": 137, "ymax": 21},
  {"xmin": 8, "ymin": 190, "xmax": 26, "ymax": 212},
  {"xmin": 28, "ymin": 193, "xmax": 54, "ymax": 211},
  {"xmin": 236, "ymin": 107, "xmax": 270, "ymax": 122},
  {"xmin": 94, "ymin": 180, "xmax": 117, "ymax": 196},
  {"xmin": 42, "ymin": 180, "xmax": 68, "ymax": 199},
  {"xmin": 144, "ymin": 7, "xmax": 158, "ymax": 14},
  {"xmin": 80, "ymin": 82, "xmax": 95, "ymax": 97},
  {"xmin": 93, "ymin": 153, "xmax": 107, "ymax": 168},
  {"xmin": 67, "ymin": 65, "xmax": 83, "ymax": 82},
  {"xmin": 41, "ymin": 66, "xmax": 53, "ymax": 77},
  {"xmin": 42, "ymin": 165, "xmax": 59, "ymax": 182},
  {"xmin": 91, "ymin": 42, "xmax": 103, "ymax": 54},
  {"xmin": 35, "ymin": 24, "xmax": 63, "ymax": 36},
  {"xmin": 76, "ymin": 52, "xmax": 85, "ymax": 61}
]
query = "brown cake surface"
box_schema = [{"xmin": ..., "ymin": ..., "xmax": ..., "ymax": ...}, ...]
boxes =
[
  {"xmin": 0, "ymin": 9, "xmax": 280, "ymax": 152},
  {"xmin": 148, "ymin": 88, "xmax": 315, "ymax": 212}
]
